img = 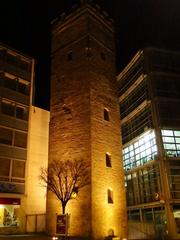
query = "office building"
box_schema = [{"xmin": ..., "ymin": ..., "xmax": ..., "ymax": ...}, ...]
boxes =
[
  {"xmin": 117, "ymin": 48, "xmax": 180, "ymax": 239},
  {"xmin": 0, "ymin": 44, "xmax": 49, "ymax": 234}
]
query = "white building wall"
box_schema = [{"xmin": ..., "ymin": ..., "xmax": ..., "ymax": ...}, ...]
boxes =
[{"xmin": 25, "ymin": 106, "xmax": 49, "ymax": 232}]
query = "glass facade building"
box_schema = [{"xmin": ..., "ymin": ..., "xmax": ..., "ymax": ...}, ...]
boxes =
[{"xmin": 117, "ymin": 48, "xmax": 180, "ymax": 239}]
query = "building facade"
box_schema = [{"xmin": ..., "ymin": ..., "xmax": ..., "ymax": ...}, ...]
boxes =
[
  {"xmin": 0, "ymin": 44, "xmax": 49, "ymax": 234},
  {"xmin": 48, "ymin": 1, "xmax": 127, "ymax": 240},
  {"xmin": 117, "ymin": 48, "xmax": 180, "ymax": 239}
]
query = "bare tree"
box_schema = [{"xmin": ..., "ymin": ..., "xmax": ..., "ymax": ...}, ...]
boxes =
[{"xmin": 40, "ymin": 159, "xmax": 90, "ymax": 214}]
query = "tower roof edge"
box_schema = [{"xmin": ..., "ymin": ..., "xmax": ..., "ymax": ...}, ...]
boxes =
[{"xmin": 51, "ymin": 1, "xmax": 113, "ymax": 30}]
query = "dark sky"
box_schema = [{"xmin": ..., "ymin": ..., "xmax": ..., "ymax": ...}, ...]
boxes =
[{"xmin": 1, "ymin": 0, "xmax": 180, "ymax": 110}]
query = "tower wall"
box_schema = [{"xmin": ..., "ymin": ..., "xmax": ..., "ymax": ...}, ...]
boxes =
[{"xmin": 48, "ymin": 5, "xmax": 127, "ymax": 239}]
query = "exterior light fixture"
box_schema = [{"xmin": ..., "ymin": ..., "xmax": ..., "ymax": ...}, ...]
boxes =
[{"xmin": 71, "ymin": 187, "xmax": 78, "ymax": 199}]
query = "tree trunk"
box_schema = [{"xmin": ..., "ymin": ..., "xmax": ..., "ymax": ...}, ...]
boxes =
[{"xmin": 62, "ymin": 202, "xmax": 66, "ymax": 214}]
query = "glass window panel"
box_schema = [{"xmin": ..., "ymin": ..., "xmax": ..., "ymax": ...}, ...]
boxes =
[
  {"xmin": 140, "ymin": 145, "xmax": 145, "ymax": 152},
  {"xmin": 150, "ymin": 138, "xmax": 156, "ymax": 145},
  {"xmin": 164, "ymin": 143, "xmax": 176, "ymax": 150},
  {"xmin": 124, "ymin": 153, "xmax": 129, "ymax": 159},
  {"xmin": 16, "ymin": 106, "xmax": 28, "ymax": 120},
  {"xmin": 152, "ymin": 145, "xmax": 157, "ymax": 152},
  {"xmin": 134, "ymin": 142, "xmax": 139, "ymax": 148},
  {"xmin": 123, "ymin": 130, "xmax": 157, "ymax": 168},
  {"xmin": 0, "ymin": 158, "xmax": 10, "ymax": 176},
  {"xmin": 12, "ymin": 160, "xmax": 25, "ymax": 178},
  {"xmin": 145, "ymin": 142, "xmax": 151, "ymax": 149},
  {"xmin": 135, "ymin": 148, "xmax": 140, "ymax": 154},
  {"xmin": 18, "ymin": 81, "xmax": 29, "ymax": 95},
  {"xmin": 130, "ymin": 151, "xmax": 134, "ymax": 157},
  {"xmin": 1, "ymin": 100, "xmax": 15, "ymax": 117},
  {"xmin": 166, "ymin": 150, "xmax": 175, "ymax": 156},
  {"xmin": 174, "ymin": 131, "xmax": 180, "ymax": 137},
  {"xmin": 150, "ymin": 131, "xmax": 155, "ymax": 138},
  {"xmin": 141, "ymin": 151, "xmax": 146, "ymax": 158},
  {"xmin": 146, "ymin": 148, "xmax": 151, "ymax": 155},
  {"xmin": 163, "ymin": 137, "xmax": 175, "ymax": 143},
  {"xmin": 14, "ymin": 131, "xmax": 27, "ymax": 148},
  {"xmin": 177, "ymin": 151, "xmax": 180, "ymax": 156},
  {"xmin": 139, "ymin": 138, "xmax": 144, "ymax": 146},
  {"xmin": 124, "ymin": 147, "xmax": 129, "ymax": 154},
  {"xmin": 125, "ymin": 159, "xmax": 130, "ymax": 165},
  {"xmin": 0, "ymin": 127, "xmax": 13, "ymax": 145},
  {"xmin": 142, "ymin": 157, "xmax": 147, "ymax": 164},
  {"xmin": 129, "ymin": 145, "xmax": 133, "ymax": 151},
  {"xmin": 147, "ymin": 155, "xmax": 152, "ymax": 161},
  {"xmin": 162, "ymin": 130, "xmax": 173, "ymax": 136},
  {"xmin": 136, "ymin": 160, "xmax": 140, "ymax": 166},
  {"xmin": 176, "ymin": 144, "xmax": 180, "ymax": 150},
  {"xmin": 175, "ymin": 138, "xmax": 180, "ymax": 144},
  {"xmin": 4, "ymin": 77, "xmax": 17, "ymax": 90},
  {"xmin": 144, "ymin": 210, "xmax": 153, "ymax": 221},
  {"xmin": 144, "ymin": 134, "xmax": 150, "ymax": 142}
]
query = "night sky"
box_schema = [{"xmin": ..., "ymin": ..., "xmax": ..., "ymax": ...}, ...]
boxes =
[{"xmin": 1, "ymin": 0, "xmax": 180, "ymax": 110}]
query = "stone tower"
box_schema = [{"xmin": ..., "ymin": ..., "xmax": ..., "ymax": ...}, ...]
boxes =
[{"xmin": 47, "ymin": 1, "xmax": 127, "ymax": 239}]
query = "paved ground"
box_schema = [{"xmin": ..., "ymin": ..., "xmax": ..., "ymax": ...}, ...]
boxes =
[{"xmin": 0, "ymin": 234, "xmax": 54, "ymax": 240}]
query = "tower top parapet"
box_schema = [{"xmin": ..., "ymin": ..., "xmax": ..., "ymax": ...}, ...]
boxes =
[{"xmin": 51, "ymin": 0, "xmax": 114, "ymax": 29}]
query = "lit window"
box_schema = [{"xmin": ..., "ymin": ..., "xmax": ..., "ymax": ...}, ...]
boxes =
[
  {"xmin": 106, "ymin": 153, "xmax": 112, "ymax": 167},
  {"xmin": 104, "ymin": 108, "xmax": 109, "ymax": 121},
  {"xmin": 162, "ymin": 130, "xmax": 173, "ymax": 136},
  {"xmin": 0, "ymin": 201, "xmax": 20, "ymax": 228},
  {"xmin": 107, "ymin": 189, "xmax": 113, "ymax": 204},
  {"xmin": 161, "ymin": 129, "xmax": 180, "ymax": 157},
  {"xmin": 123, "ymin": 130, "xmax": 157, "ymax": 170}
]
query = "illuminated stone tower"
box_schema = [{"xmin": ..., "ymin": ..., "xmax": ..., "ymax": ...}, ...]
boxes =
[{"xmin": 47, "ymin": 1, "xmax": 127, "ymax": 239}]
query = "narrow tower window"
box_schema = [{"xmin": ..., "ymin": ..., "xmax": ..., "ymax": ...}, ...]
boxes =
[
  {"xmin": 101, "ymin": 52, "xmax": 106, "ymax": 61},
  {"xmin": 104, "ymin": 108, "xmax": 109, "ymax": 121},
  {"xmin": 67, "ymin": 51, "xmax": 73, "ymax": 61},
  {"xmin": 106, "ymin": 153, "xmax": 111, "ymax": 167},
  {"xmin": 107, "ymin": 189, "xmax": 113, "ymax": 204},
  {"xmin": 85, "ymin": 47, "xmax": 92, "ymax": 57}
]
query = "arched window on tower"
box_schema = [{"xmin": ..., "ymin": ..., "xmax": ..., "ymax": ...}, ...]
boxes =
[{"xmin": 104, "ymin": 108, "xmax": 109, "ymax": 121}]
